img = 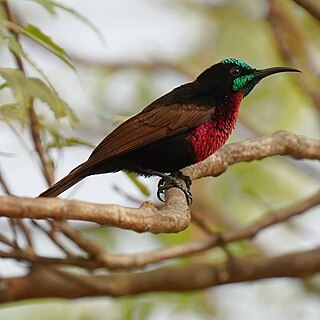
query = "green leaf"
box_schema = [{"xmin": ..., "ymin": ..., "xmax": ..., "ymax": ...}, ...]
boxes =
[
  {"xmin": 121, "ymin": 298, "xmax": 154, "ymax": 320},
  {"xmin": 0, "ymin": 21, "xmax": 56, "ymax": 90},
  {"xmin": 23, "ymin": 24, "xmax": 74, "ymax": 69},
  {"xmin": 29, "ymin": 0, "xmax": 58, "ymax": 14},
  {"xmin": 0, "ymin": 103, "xmax": 20, "ymax": 119},
  {"xmin": 0, "ymin": 68, "xmax": 77, "ymax": 123},
  {"xmin": 126, "ymin": 172, "xmax": 150, "ymax": 196},
  {"xmin": 31, "ymin": 0, "xmax": 105, "ymax": 44},
  {"xmin": 0, "ymin": 82, "xmax": 7, "ymax": 91},
  {"xmin": 46, "ymin": 129, "xmax": 94, "ymax": 150},
  {"xmin": 3, "ymin": 21, "xmax": 74, "ymax": 69}
]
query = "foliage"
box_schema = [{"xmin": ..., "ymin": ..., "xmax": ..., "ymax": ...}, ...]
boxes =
[{"xmin": 0, "ymin": 0, "xmax": 101, "ymax": 158}]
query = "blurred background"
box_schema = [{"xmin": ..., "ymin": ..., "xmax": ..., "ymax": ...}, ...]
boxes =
[{"xmin": 0, "ymin": 0, "xmax": 320, "ymax": 319}]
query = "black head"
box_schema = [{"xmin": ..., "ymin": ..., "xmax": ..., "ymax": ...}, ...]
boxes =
[{"xmin": 196, "ymin": 58, "xmax": 300, "ymax": 97}]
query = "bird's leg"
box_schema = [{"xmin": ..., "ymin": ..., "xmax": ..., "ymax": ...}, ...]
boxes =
[
  {"xmin": 138, "ymin": 168, "xmax": 192, "ymax": 205},
  {"xmin": 158, "ymin": 172, "xmax": 192, "ymax": 205},
  {"xmin": 157, "ymin": 172, "xmax": 192, "ymax": 205},
  {"xmin": 170, "ymin": 171, "xmax": 192, "ymax": 190}
]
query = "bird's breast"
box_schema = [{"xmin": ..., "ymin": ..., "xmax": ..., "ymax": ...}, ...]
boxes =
[{"xmin": 187, "ymin": 92, "xmax": 243, "ymax": 162}]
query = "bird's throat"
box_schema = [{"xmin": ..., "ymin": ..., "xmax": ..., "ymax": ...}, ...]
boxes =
[{"xmin": 188, "ymin": 92, "xmax": 244, "ymax": 162}]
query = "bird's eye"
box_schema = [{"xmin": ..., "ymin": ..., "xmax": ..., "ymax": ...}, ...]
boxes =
[{"xmin": 230, "ymin": 66, "xmax": 241, "ymax": 76}]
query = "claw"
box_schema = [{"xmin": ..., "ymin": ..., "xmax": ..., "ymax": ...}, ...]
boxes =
[
  {"xmin": 171, "ymin": 171, "xmax": 192, "ymax": 189},
  {"xmin": 156, "ymin": 172, "xmax": 193, "ymax": 205}
]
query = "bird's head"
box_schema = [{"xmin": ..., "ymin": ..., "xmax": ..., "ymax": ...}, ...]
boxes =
[{"xmin": 197, "ymin": 58, "xmax": 300, "ymax": 97}]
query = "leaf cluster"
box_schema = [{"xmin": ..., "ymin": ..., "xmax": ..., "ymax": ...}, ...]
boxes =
[{"xmin": 0, "ymin": 0, "xmax": 101, "ymax": 163}]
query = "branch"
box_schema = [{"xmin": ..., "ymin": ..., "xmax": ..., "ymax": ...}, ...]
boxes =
[
  {"xmin": 267, "ymin": 0, "xmax": 320, "ymax": 112},
  {"xmin": 292, "ymin": 0, "xmax": 320, "ymax": 22},
  {"xmin": 1, "ymin": 247, "xmax": 320, "ymax": 302},
  {"xmin": 0, "ymin": 131, "xmax": 318, "ymax": 275},
  {"xmin": 0, "ymin": 167, "xmax": 12, "ymax": 195},
  {"xmin": 0, "ymin": 187, "xmax": 190, "ymax": 234},
  {"xmin": 0, "ymin": 166, "xmax": 34, "ymax": 250},
  {"xmin": 1, "ymin": 189, "xmax": 319, "ymax": 270},
  {"xmin": 183, "ymin": 130, "xmax": 320, "ymax": 180},
  {"xmin": 71, "ymin": 55, "xmax": 195, "ymax": 78},
  {"xmin": 0, "ymin": 130, "xmax": 318, "ymax": 272},
  {"xmin": 0, "ymin": 132, "xmax": 318, "ymax": 235},
  {"xmin": 2, "ymin": 0, "xmax": 54, "ymax": 186},
  {"xmin": 28, "ymin": 105, "xmax": 54, "ymax": 185}
]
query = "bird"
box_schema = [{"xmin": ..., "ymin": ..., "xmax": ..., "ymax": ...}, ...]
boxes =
[{"xmin": 39, "ymin": 58, "xmax": 300, "ymax": 203}]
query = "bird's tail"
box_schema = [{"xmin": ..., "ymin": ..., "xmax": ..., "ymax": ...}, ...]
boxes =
[{"xmin": 38, "ymin": 163, "xmax": 88, "ymax": 198}]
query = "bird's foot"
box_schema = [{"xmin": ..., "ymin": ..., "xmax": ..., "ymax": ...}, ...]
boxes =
[{"xmin": 157, "ymin": 171, "xmax": 192, "ymax": 205}]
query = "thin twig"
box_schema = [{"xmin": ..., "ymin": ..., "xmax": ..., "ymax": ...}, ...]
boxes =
[
  {"xmin": 221, "ymin": 189, "xmax": 320, "ymax": 242},
  {"xmin": 7, "ymin": 219, "xmax": 18, "ymax": 248},
  {"xmin": 0, "ymin": 172, "xmax": 19, "ymax": 247},
  {"xmin": 292, "ymin": 0, "xmax": 320, "ymax": 22},
  {"xmin": 71, "ymin": 55, "xmax": 195, "ymax": 78},
  {"xmin": 267, "ymin": 0, "xmax": 320, "ymax": 112},
  {"xmin": 2, "ymin": 0, "xmax": 54, "ymax": 186},
  {"xmin": 0, "ymin": 167, "xmax": 34, "ymax": 250},
  {"xmin": 190, "ymin": 209, "xmax": 214, "ymax": 236},
  {"xmin": 28, "ymin": 105, "xmax": 54, "ymax": 185},
  {"xmin": 16, "ymin": 220, "xmax": 34, "ymax": 250},
  {"xmin": 0, "ymin": 233, "xmax": 15, "ymax": 248},
  {"xmin": 58, "ymin": 221, "xmax": 109, "ymax": 260},
  {"xmin": 0, "ymin": 169, "xmax": 12, "ymax": 195},
  {"xmin": 31, "ymin": 220, "xmax": 75, "ymax": 258}
]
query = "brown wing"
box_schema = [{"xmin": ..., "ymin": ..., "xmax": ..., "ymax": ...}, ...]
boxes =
[{"xmin": 88, "ymin": 104, "xmax": 215, "ymax": 163}]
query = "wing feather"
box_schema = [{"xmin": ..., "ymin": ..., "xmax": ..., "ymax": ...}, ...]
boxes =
[{"xmin": 89, "ymin": 104, "xmax": 215, "ymax": 163}]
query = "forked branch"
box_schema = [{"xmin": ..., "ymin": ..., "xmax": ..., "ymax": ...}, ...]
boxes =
[
  {"xmin": 0, "ymin": 131, "xmax": 319, "ymax": 234},
  {"xmin": 1, "ymin": 247, "xmax": 320, "ymax": 302}
]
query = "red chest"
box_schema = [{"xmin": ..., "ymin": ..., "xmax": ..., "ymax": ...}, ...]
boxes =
[{"xmin": 188, "ymin": 92, "xmax": 244, "ymax": 162}]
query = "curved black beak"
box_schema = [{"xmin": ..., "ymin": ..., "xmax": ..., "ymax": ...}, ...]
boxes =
[{"xmin": 254, "ymin": 66, "xmax": 301, "ymax": 80}]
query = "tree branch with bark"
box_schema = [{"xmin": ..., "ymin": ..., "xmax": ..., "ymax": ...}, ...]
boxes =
[
  {"xmin": 1, "ymin": 247, "xmax": 320, "ymax": 302},
  {"xmin": 0, "ymin": 131, "xmax": 318, "ymax": 233},
  {"xmin": 0, "ymin": 130, "xmax": 319, "ymax": 302}
]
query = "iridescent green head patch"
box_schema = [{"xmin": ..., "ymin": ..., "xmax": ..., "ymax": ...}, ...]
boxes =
[
  {"xmin": 221, "ymin": 58, "xmax": 254, "ymax": 70},
  {"xmin": 220, "ymin": 58, "xmax": 256, "ymax": 92},
  {"xmin": 232, "ymin": 74, "xmax": 255, "ymax": 91}
]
